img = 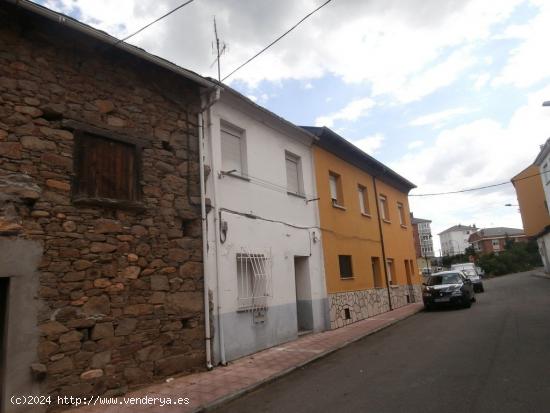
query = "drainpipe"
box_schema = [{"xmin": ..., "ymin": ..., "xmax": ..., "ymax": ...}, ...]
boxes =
[
  {"xmin": 199, "ymin": 87, "xmax": 221, "ymax": 370},
  {"xmin": 201, "ymin": 89, "xmax": 227, "ymax": 366},
  {"xmin": 372, "ymin": 174, "xmax": 393, "ymax": 311}
]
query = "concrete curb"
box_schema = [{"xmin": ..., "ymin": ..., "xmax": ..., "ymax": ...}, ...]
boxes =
[{"xmin": 195, "ymin": 305, "xmax": 424, "ymax": 412}]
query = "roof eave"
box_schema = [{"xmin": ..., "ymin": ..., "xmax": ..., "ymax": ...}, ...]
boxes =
[{"xmin": 9, "ymin": 0, "xmax": 217, "ymax": 90}]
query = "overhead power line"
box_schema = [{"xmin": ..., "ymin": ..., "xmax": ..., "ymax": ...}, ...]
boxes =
[
  {"xmin": 409, "ymin": 170, "xmax": 549, "ymax": 197},
  {"xmin": 116, "ymin": 0, "xmax": 195, "ymax": 44},
  {"xmin": 222, "ymin": 0, "xmax": 334, "ymax": 81}
]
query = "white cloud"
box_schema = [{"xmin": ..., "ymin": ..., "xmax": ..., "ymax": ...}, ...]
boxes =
[
  {"xmin": 247, "ymin": 95, "xmax": 258, "ymax": 102},
  {"xmin": 315, "ymin": 97, "xmax": 375, "ymax": 127},
  {"xmin": 410, "ymin": 107, "xmax": 473, "ymax": 128},
  {"xmin": 392, "ymin": 82, "xmax": 550, "ymax": 253},
  {"xmin": 408, "ymin": 140, "xmax": 424, "ymax": 149},
  {"xmin": 493, "ymin": 1, "xmax": 550, "ymax": 88},
  {"xmin": 472, "ymin": 73, "xmax": 491, "ymax": 91},
  {"xmin": 351, "ymin": 134, "xmax": 385, "ymax": 155},
  {"xmin": 36, "ymin": 0, "xmax": 524, "ymax": 101}
]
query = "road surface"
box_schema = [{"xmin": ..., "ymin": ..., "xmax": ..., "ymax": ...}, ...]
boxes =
[{"xmin": 214, "ymin": 271, "xmax": 550, "ymax": 413}]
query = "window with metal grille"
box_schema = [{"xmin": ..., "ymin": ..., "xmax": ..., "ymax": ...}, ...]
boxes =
[
  {"xmin": 338, "ymin": 255, "xmax": 353, "ymax": 279},
  {"xmin": 237, "ymin": 252, "xmax": 271, "ymax": 311},
  {"xmin": 221, "ymin": 122, "xmax": 246, "ymax": 175},
  {"xmin": 285, "ymin": 151, "xmax": 303, "ymax": 196},
  {"xmin": 74, "ymin": 132, "xmax": 139, "ymax": 202}
]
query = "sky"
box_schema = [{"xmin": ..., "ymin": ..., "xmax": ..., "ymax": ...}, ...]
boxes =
[{"xmin": 35, "ymin": 0, "xmax": 550, "ymax": 254}]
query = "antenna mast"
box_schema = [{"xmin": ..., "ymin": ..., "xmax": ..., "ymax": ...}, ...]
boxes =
[{"xmin": 212, "ymin": 17, "xmax": 227, "ymax": 82}]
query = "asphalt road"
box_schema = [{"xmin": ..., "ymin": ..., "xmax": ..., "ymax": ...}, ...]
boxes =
[{"xmin": 213, "ymin": 271, "xmax": 550, "ymax": 413}]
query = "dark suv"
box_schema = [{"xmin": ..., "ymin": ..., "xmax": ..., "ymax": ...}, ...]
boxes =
[{"xmin": 422, "ymin": 271, "xmax": 475, "ymax": 310}]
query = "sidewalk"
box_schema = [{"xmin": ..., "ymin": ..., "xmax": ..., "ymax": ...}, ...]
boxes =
[{"xmin": 66, "ymin": 303, "xmax": 424, "ymax": 413}]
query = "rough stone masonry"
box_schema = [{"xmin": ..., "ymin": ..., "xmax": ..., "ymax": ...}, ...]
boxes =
[{"xmin": 0, "ymin": 3, "xmax": 208, "ymax": 410}]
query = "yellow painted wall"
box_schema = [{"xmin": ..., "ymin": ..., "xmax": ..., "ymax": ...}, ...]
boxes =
[
  {"xmin": 313, "ymin": 146, "xmax": 420, "ymax": 294},
  {"xmin": 512, "ymin": 164, "xmax": 550, "ymax": 237}
]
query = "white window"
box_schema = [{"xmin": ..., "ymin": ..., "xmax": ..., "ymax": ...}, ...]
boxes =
[
  {"xmin": 358, "ymin": 185, "xmax": 369, "ymax": 214},
  {"xmin": 492, "ymin": 239, "xmax": 500, "ymax": 250},
  {"xmin": 379, "ymin": 195, "xmax": 389, "ymax": 221},
  {"xmin": 285, "ymin": 152, "xmax": 302, "ymax": 195},
  {"xmin": 237, "ymin": 252, "xmax": 271, "ymax": 310},
  {"xmin": 397, "ymin": 202, "xmax": 405, "ymax": 225},
  {"xmin": 221, "ymin": 123, "xmax": 245, "ymax": 175},
  {"xmin": 386, "ymin": 258, "xmax": 394, "ymax": 284},
  {"xmin": 329, "ymin": 172, "xmax": 343, "ymax": 206}
]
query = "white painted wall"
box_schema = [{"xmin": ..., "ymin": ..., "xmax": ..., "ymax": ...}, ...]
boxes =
[
  {"xmin": 537, "ymin": 154, "xmax": 550, "ymax": 272},
  {"xmin": 440, "ymin": 228, "xmax": 475, "ymax": 256},
  {"xmin": 538, "ymin": 152, "xmax": 550, "ymax": 207},
  {"xmin": 203, "ymin": 91, "xmax": 328, "ymax": 363}
]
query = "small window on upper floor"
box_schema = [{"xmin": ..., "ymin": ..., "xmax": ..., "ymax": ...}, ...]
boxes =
[
  {"xmin": 285, "ymin": 151, "xmax": 303, "ymax": 196},
  {"xmin": 329, "ymin": 171, "xmax": 344, "ymax": 207},
  {"xmin": 379, "ymin": 194, "xmax": 389, "ymax": 221},
  {"xmin": 358, "ymin": 184, "xmax": 370, "ymax": 215},
  {"xmin": 397, "ymin": 202, "xmax": 406, "ymax": 226},
  {"xmin": 220, "ymin": 122, "xmax": 246, "ymax": 176},
  {"xmin": 74, "ymin": 131, "xmax": 140, "ymax": 203}
]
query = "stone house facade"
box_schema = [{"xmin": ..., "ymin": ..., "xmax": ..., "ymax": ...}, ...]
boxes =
[{"xmin": 0, "ymin": 2, "xmax": 214, "ymax": 411}]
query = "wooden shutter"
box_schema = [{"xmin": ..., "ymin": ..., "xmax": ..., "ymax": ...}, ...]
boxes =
[{"xmin": 77, "ymin": 133, "xmax": 137, "ymax": 201}]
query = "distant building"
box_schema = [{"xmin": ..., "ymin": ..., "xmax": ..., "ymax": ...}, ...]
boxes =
[
  {"xmin": 439, "ymin": 224, "xmax": 477, "ymax": 256},
  {"xmin": 468, "ymin": 227, "xmax": 527, "ymax": 255},
  {"xmin": 411, "ymin": 214, "xmax": 434, "ymax": 258},
  {"xmin": 533, "ymin": 138, "xmax": 550, "ymax": 272},
  {"xmin": 511, "ymin": 164, "xmax": 550, "ymax": 237}
]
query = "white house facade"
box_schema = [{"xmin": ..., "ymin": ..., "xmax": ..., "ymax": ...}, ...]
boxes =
[
  {"xmin": 202, "ymin": 85, "xmax": 328, "ymax": 363},
  {"xmin": 534, "ymin": 138, "xmax": 550, "ymax": 272},
  {"xmin": 439, "ymin": 224, "xmax": 477, "ymax": 256}
]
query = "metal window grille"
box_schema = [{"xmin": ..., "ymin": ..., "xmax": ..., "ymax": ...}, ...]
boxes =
[{"xmin": 237, "ymin": 250, "xmax": 272, "ymax": 311}]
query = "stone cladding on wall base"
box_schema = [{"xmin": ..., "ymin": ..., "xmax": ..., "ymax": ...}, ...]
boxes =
[{"xmin": 328, "ymin": 284, "xmax": 422, "ymax": 329}]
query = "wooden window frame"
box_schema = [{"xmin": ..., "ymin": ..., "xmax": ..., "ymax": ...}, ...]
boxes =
[{"xmin": 66, "ymin": 120, "xmax": 147, "ymax": 210}]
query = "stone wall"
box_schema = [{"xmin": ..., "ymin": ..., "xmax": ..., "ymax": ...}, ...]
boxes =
[
  {"xmin": 328, "ymin": 284, "xmax": 422, "ymax": 329},
  {"xmin": 0, "ymin": 4, "xmax": 206, "ymax": 409}
]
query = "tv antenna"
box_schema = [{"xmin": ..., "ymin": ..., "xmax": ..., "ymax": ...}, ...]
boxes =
[{"xmin": 211, "ymin": 17, "xmax": 227, "ymax": 82}]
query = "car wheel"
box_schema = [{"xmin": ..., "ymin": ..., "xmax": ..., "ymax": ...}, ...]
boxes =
[
  {"xmin": 462, "ymin": 297, "xmax": 472, "ymax": 308},
  {"xmin": 471, "ymin": 295, "xmax": 476, "ymax": 302},
  {"xmin": 425, "ymin": 304, "xmax": 432, "ymax": 311},
  {"xmin": 480, "ymin": 286, "xmax": 485, "ymax": 293}
]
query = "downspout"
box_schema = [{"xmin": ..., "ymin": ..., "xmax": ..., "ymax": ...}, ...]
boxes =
[
  {"xmin": 202, "ymin": 89, "xmax": 227, "ymax": 366},
  {"xmin": 372, "ymin": 174, "xmax": 393, "ymax": 311},
  {"xmin": 199, "ymin": 87, "xmax": 221, "ymax": 370}
]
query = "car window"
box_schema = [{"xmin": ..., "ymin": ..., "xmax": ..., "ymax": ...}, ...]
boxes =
[{"xmin": 426, "ymin": 273, "xmax": 461, "ymax": 285}]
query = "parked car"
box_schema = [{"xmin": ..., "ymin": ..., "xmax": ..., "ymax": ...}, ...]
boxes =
[
  {"xmin": 450, "ymin": 263, "xmax": 485, "ymax": 293},
  {"xmin": 422, "ymin": 271, "xmax": 475, "ymax": 310}
]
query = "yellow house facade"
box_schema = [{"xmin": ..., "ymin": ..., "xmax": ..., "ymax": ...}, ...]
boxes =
[
  {"xmin": 512, "ymin": 164, "xmax": 550, "ymax": 237},
  {"xmin": 303, "ymin": 127, "xmax": 421, "ymax": 329}
]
